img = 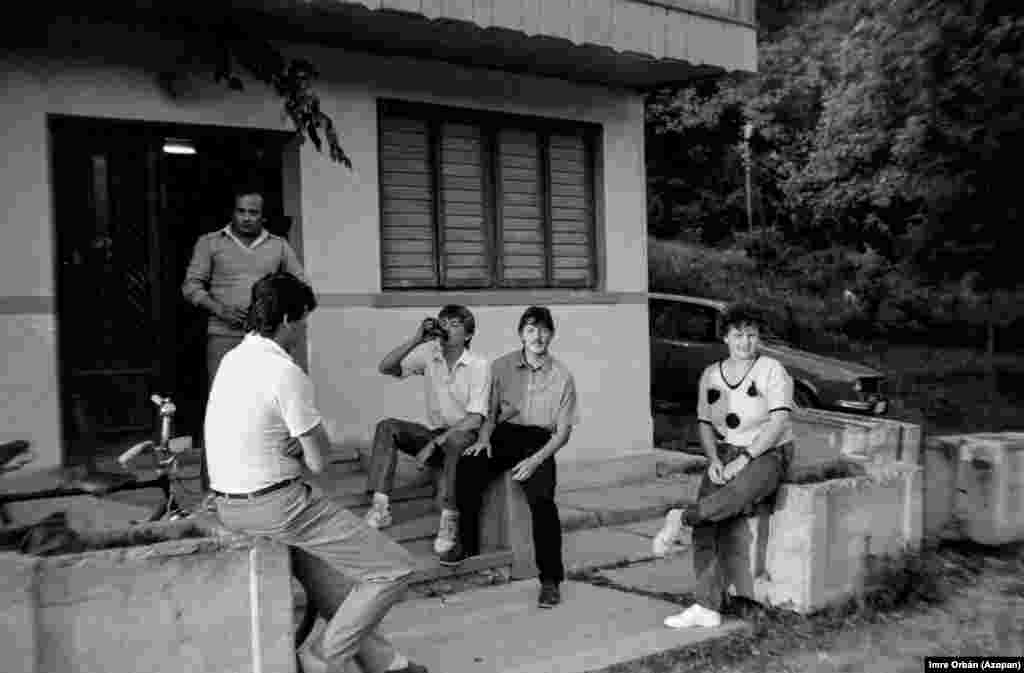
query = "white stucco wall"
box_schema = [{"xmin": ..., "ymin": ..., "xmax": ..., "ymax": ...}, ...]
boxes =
[{"xmin": 0, "ymin": 21, "xmax": 651, "ymax": 468}]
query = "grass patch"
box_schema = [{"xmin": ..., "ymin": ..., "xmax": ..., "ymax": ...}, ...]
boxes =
[
  {"xmin": 784, "ymin": 460, "xmax": 865, "ymax": 485},
  {"xmin": 580, "ymin": 543, "xmax": 990, "ymax": 673}
]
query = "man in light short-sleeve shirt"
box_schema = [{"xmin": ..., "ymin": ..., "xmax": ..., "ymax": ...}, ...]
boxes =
[
  {"xmin": 365, "ymin": 305, "xmax": 490, "ymax": 566},
  {"xmin": 455, "ymin": 306, "xmax": 579, "ymax": 608},
  {"xmin": 207, "ymin": 272, "xmax": 425, "ymax": 673}
]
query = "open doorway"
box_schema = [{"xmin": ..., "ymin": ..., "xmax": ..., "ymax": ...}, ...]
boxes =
[{"xmin": 50, "ymin": 116, "xmax": 295, "ymax": 465}]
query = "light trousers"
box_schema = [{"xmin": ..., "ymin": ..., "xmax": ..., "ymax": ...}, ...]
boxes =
[{"xmin": 216, "ymin": 480, "xmax": 417, "ymax": 672}]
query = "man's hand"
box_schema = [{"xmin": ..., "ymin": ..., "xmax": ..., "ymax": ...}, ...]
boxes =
[
  {"xmin": 707, "ymin": 457, "xmax": 727, "ymax": 485},
  {"xmin": 415, "ymin": 437, "xmax": 440, "ymax": 469},
  {"xmin": 0, "ymin": 450, "xmax": 34, "ymax": 474},
  {"xmin": 283, "ymin": 437, "xmax": 303, "ymax": 458},
  {"xmin": 218, "ymin": 304, "xmax": 248, "ymax": 329},
  {"xmin": 415, "ymin": 318, "xmax": 438, "ymax": 344},
  {"xmin": 511, "ymin": 454, "xmax": 543, "ymax": 482},
  {"xmin": 722, "ymin": 454, "xmax": 751, "ymax": 482},
  {"xmin": 463, "ymin": 438, "xmax": 492, "ymax": 458},
  {"xmin": 496, "ymin": 400, "xmax": 520, "ymax": 424}
]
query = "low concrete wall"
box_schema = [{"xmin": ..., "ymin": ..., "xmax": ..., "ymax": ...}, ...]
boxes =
[
  {"xmin": 924, "ymin": 433, "xmax": 1024, "ymax": 546},
  {"xmin": 0, "ymin": 519, "xmax": 295, "ymax": 673},
  {"xmin": 721, "ymin": 462, "xmax": 923, "ymax": 614},
  {"xmin": 656, "ymin": 409, "xmax": 922, "ymax": 480},
  {"xmin": 791, "ymin": 409, "xmax": 922, "ymax": 473}
]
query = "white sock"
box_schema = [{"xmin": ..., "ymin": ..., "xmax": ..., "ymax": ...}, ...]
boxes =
[
  {"xmin": 387, "ymin": 652, "xmax": 409, "ymax": 671},
  {"xmin": 441, "ymin": 508, "xmax": 458, "ymax": 519},
  {"xmin": 373, "ymin": 492, "xmax": 390, "ymax": 507}
]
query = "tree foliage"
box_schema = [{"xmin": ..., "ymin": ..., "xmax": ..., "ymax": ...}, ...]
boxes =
[
  {"xmin": 646, "ymin": 0, "xmax": 1024, "ymax": 346},
  {"xmin": 159, "ymin": 13, "xmax": 352, "ymax": 168}
]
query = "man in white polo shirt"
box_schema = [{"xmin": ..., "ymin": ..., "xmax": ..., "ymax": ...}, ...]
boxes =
[{"xmin": 207, "ymin": 272, "xmax": 427, "ymax": 673}]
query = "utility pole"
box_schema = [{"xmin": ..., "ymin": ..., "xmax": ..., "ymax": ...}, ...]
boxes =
[{"xmin": 743, "ymin": 122, "xmax": 754, "ymax": 232}]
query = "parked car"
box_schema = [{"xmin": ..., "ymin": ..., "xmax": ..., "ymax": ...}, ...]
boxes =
[{"xmin": 649, "ymin": 292, "xmax": 889, "ymax": 416}]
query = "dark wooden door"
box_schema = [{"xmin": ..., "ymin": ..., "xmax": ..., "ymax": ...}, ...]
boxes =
[
  {"xmin": 52, "ymin": 118, "xmax": 288, "ymax": 460},
  {"xmin": 53, "ymin": 121, "xmax": 163, "ymax": 451}
]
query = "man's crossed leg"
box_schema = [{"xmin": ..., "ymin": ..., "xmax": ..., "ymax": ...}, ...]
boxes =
[{"xmin": 365, "ymin": 417, "xmax": 477, "ymax": 563}]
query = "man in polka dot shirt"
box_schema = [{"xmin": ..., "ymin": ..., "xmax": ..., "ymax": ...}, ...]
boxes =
[{"xmin": 653, "ymin": 303, "xmax": 794, "ymax": 629}]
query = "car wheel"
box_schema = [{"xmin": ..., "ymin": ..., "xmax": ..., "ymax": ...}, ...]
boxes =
[{"xmin": 793, "ymin": 384, "xmax": 817, "ymax": 409}]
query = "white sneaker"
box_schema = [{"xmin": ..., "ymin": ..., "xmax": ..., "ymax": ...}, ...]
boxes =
[
  {"xmin": 652, "ymin": 508, "xmax": 684, "ymax": 556},
  {"xmin": 364, "ymin": 501, "xmax": 392, "ymax": 529},
  {"xmin": 664, "ymin": 604, "xmax": 722, "ymax": 629},
  {"xmin": 434, "ymin": 509, "xmax": 459, "ymax": 555}
]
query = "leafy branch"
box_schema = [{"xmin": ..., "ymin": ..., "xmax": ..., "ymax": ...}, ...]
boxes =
[{"xmin": 161, "ymin": 15, "xmax": 351, "ymax": 168}]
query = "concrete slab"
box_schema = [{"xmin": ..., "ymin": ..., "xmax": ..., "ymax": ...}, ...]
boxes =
[
  {"xmin": 598, "ymin": 554, "xmax": 698, "ymax": 596},
  {"xmin": 3, "ymin": 494, "xmax": 157, "ymax": 532},
  {"xmin": 560, "ymin": 506, "xmax": 601, "ymax": 531},
  {"xmin": 379, "ymin": 579, "xmax": 746, "ymax": 673},
  {"xmin": 557, "ymin": 476, "xmax": 700, "ymax": 526},
  {"xmin": 557, "ymin": 451, "xmax": 660, "ymax": 492},
  {"xmin": 557, "ymin": 449, "xmax": 704, "ymax": 492},
  {"xmin": 563, "ymin": 526, "xmax": 657, "ymax": 573}
]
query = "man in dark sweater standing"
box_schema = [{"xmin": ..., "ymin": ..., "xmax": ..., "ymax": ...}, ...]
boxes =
[{"xmin": 182, "ymin": 186, "xmax": 308, "ymax": 492}]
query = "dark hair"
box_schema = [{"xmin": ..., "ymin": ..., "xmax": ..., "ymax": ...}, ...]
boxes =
[
  {"xmin": 247, "ymin": 272, "xmax": 316, "ymax": 337},
  {"xmin": 233, "ymin": 184, "xmax": 265, "ymax": 205},
  {"xmin": 518, "ymin": 306, "xmax": 555, "ymax": 333},
  {"xmin": 438, "ymin": 304, "xmax": 476, "ymax": 347},
  {"xmin": 719, "ymin": 302, "xmax": 765, "ymax": 337}
]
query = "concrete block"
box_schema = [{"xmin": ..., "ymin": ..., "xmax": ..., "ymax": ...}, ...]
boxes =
[
  {"xmin": 1, "ymin": 519, "xmax": 295, "ymax": 673},
  {"xmin": 722, "ymin": 462, "xmax": 923, "ymax": 614},
  {"xmin": 480, "ymin": 472, "xmax": 536, "ymax": 579},
  {"xmin": 924, "ymin": 433, "xmax": 1024, "ymax": 545},
  {"xmin": 4, "ymin": 494, "xmax": 157, "ymax": 532},
  {"xmin": 791, "ymin": 409, "xmax": 922, "ymax": 477},
  {"xmin": 0, "ymin": 552, "xmax": 39, "ymax": 673},
  {"xmin": 922, "ymin": 438, "xmax": 961, "ymax": 541}
]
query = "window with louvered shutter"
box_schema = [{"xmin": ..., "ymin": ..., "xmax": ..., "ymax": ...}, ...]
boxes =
[
  {"xmin": 498, "ymin": 129, "xmax": 545, "ymax": 286},
  {"xmin": 379, "ymin": 101, "xmax": 598, "ymax": 291},
  {"xmin": 380, "ymin": 116, "xmax": 436, "ymax": 288},
  {"xmin": 440, "ymin": 122, "xmax": 490, "ymax": 287},
  {"xmin": 548, "ymin": 132, "xmax": 595, "ymax": 287}
]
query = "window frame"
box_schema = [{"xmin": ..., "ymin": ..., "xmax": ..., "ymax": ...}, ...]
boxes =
[{"xmin": 377, "ymin": 99, "xmax": 601, "ymax": 291}]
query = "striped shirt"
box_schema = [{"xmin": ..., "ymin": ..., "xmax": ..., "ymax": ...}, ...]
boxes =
[
  {"xmin": 182, "ymin": 226, "xmax": 307, "ymax": 336},
  {"xmin": 490, "ymin": 349, "xmax": 580, "ymax": 431}
]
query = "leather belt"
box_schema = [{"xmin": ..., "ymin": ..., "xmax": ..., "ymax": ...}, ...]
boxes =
[{"xmin": 212, "ymin": 477, "xmax": 300, "ymax": 500}]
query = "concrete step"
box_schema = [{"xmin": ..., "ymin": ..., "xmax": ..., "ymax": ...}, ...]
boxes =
[
  {"xmin": 376, "ymin": 579, "xmax": 747, "ymax": 673},
  {"xmin": 563, "ymin": 517, "xmax": 691, "ymax": 574},
  {"xmin": 307, "ymin": 471, "xmax": 434, "ymax": 508},
  {"xmin": 556, "ymin": 473, "xmax": 702, "ymax": 530}
]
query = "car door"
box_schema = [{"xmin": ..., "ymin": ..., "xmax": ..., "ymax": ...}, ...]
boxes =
[{"xmin": 650, "ymin": 298, "xmax": 725, "ymax": 412}]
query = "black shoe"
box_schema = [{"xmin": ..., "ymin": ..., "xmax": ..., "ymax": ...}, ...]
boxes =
[
  {"xmin": 439, "ymin": 542, "xmax": 466, "ymax": 567},
  {"xmin": 538, "ymin": 581, "xmax": 561, "ymax": 608}
]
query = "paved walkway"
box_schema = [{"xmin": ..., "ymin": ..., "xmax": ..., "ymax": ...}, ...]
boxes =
[{"xmin": 379, "ymin": 579, "xmax": 745, "ymax": 673}]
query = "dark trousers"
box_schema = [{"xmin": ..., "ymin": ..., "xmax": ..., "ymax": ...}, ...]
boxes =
[
  {"xmin": 455, "ymin": 423, "xmax": 564, "ymax": 584},
  {"xmin": 684, "ymin": 441, "xmax": 792, "ymax": 611},
  {"xmin": 367, "ymin": 418, "xmax": 477, "ymax": 510}
]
